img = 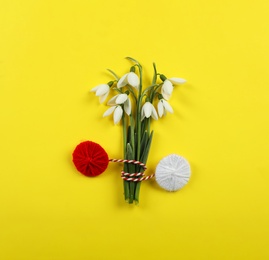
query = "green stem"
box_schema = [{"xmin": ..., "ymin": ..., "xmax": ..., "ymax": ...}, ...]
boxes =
[
  {"xmin": 134, "ymin": 64, "xmax": 145, "ymax": 204},
  {"xmin": 125, "ymin": 58, "xmax": 148, "ymax": 204},
  {"xmin": 136, "ymin": 64, "xmax": 143, "ymax": 161},
  {"xmin": 149, "ymin": 63, "xmax": 159, "ymax": 102},
  {"xmin": 136, "ymin": 99, "xmax": 141, "ymax": 160},
  {"xmin": 147, "ymin": 118, "xmax": 151, "ymax": 133},
  {"xmin": 135, "ymin": 130, "xmax": 154, "ymax": 204},
  {"xmin": 122, "ymin": 114, "xmax": 129, "ymax": 202},
  {"xmin": 126, "ymin": 143, "xmax": 136, "ymax": 204},
  {"xmin": 122, "ymin": 112, "xmax": 127, "ymax": 159},
  {"xmin": 130, "ymin": 114, "xmax": 135, "ymax": 155},
  {"xmin": 127, "ymin": 85, "xmax": 137, "ymax": 103},
  {"xmin": 152, "ymin": 62, "xmax": 157, "ymax": 85}
]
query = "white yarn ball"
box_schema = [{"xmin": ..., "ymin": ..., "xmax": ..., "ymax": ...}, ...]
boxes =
[{"xmin": 155, "ymin": 154, "xmax": 191, "ymax": 191}]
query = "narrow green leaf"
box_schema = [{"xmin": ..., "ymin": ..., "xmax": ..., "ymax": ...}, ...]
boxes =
[
  {"xmin": 140, "ymin": 130, "xmax": 148, "ymax": 154},
  {"xmin": 152, "ymin": 62, "xmax": 157, "ymax": 85},
  {"xmin": 141, "ymin": 119, "xmax": 147, "ymax": 138},
  {"xmin": 107, "ymin": 69, "xmax": 119, "ymax": 80},
  {"xmin": 130, "ymin": 114, "xmax": 135, "ymax": 156},
  {"xmin": 127, "ymin": 144, "xmax": 135, "ymax": 171},
  {"xmin": 135, "ymin": 131, "xmax": 153, "ymax": 204},
  {"xmin": 123, "ymin": 180, "xmax": 129, "ymax": 202},
  {"xmin": 127, "ymin": 125, "xmax": 131, "ymax": 144},
  {"xmin": 123, "ymin": 142, "xmax": 129, "ymax": 202},
  {"xmin": 125, "ymin": 56, "xmax": 139, "ymax": 64},
  {"xmin": 126, "ymin": 143, "xmax": 136, "ymax": 204},
  {"xmin": 140, "ymin": 130, "xmax": 154, "ymax": 164}
]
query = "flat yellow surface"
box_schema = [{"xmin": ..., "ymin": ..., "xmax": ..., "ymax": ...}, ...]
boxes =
[{"xmin": 1, "ymin": 0, "xmax": 269, "ymax": 259}]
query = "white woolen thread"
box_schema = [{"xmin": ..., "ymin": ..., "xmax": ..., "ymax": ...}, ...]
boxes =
[{"xmin": 155, "ymin": 154, "xmax": 191, "ymax": 191}]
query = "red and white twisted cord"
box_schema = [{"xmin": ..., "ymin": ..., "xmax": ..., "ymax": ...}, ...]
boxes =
[{"xmin": 109, "ymin": 159, "xmax": 155, "ymax": 182}]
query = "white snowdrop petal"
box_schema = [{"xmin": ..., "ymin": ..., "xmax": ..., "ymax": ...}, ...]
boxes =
[
  {"xmin": 162, "ymin": 80, "xmax": 173, "ymax": 95},
  {"xmin": 117, "ymin": 74, "xmax": 128, "ymax": 88},
  {"xmin": 157, "ymin": 100, "xmax": 164, "ymax": 117},
  {"xmin": 143, "ymin": 102, "xmax": 152, "ymax": 118},
  {"xmin": 162, "ymin": 100, "xmax": 173, "ymax": 113},
  {"xmin": 90, "ymin": 86, "xmax": 99, "ymax": 92},
  {"xmin": 161, "ymin": 89, "xmax": 171, "ymax": 100},
  {"xmin": 95, "ymin": 84, "xmax": 109, "ymax": 96},
  {"xmin": 99, "ymin": 91, "xmax": 109, "ymax": 103},
  {"xmin": 103, "ymin": 106, "xmax": 116, "ymax": 117},
  {"xmin": 107, "ymin": 95, "xmax": 119, "ymax": 106},
  {"xmin": 113, "ymin": 106, "xmax": 123, "ymax": 124},
  {"xmin": 127, "ymin": 72, "xmax": 139, "ymax": 88},
  {"xmin": 155, "ymin": 154, "xmax": 191, "ymax": 192},
  {"xmin": 116, "ymin": 93, "xmax": 128, "ymax": 104},
  {"xmin": 124, "ymin": 98, "xmax": 131, "ymax": 115},
  {"xmin": 169, "ymin": 77, "xmax": 187, "ymax": 85},
  {"xmin": 151, "ymin": 105, "xmax": 158, "ymax": 120}
]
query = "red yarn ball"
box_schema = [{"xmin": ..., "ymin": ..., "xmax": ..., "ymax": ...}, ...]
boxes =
[{"xmin": 72, "ymin": 141, "xmax": 109, "ymax": 177}]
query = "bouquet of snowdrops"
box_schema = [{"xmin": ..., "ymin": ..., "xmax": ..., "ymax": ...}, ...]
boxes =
[{"xmin": 91, "ymin": 57, "xmax": 186, "ymax": 204}]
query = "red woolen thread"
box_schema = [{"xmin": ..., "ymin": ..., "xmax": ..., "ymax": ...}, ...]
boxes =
[{"xmin": 72, "ymin": 141, "xmax": 109, "ymax": 177}]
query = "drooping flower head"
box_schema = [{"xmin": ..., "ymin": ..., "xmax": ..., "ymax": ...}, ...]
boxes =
[
  {"xmin": 161, "ymin": 80, "xmax": 174, "ymax": 100},
  {"xmin": 107, "ymin": 93, "xmax": 132, "ymax": 116},
  {"xmin": 157, "ymin": 99, "xmax": 173, "ymax": 118},
  {"xmin": 103, "ymin": 105, "xmax": 123, "ymax": 124},
  {"xmin": 117, "ymin": 72, "xmax": 139, "ymax": 89},
  {"xmin": 141, "ymin": 101, "xmax": 158, "ymax": 121},
  {"xmin": 91, "ymin": 83, "xmax": 111, "ymax": 103},
  {"xmin": 160, "ymin": 75, "xmax": 186, "ymax": 100}
]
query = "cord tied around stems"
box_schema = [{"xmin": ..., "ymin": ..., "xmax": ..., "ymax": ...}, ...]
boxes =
[{"xmin": 109, "ymin": 159, "xmax": 155, "ymax": 182}]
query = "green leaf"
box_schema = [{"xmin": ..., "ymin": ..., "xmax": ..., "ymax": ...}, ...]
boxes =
[
  {"xmin": 140, "ymin": 130, "xmax": 154, "ymax": 164},
  {"xmin": 127, "ymin": 143, "xmax": 135, "ymax": 170},
  {"xmin": 107, "ymin": 69, "xmax": 119, "ymax": 80},
  {"xmin": 125, "ymin": 56, "xmax": 140, "ymax": 64},
  {"xmin": 126, "ymin": 143, "xmax": 136, "ymax": 204},
  {"xmin": 127, "ymin": 126, "xmax": 131, "ymax": 144},
  {"xmin": 141, "ymin": 119, "xmax": 147, "ymax": 138},
  {"xmin": 152, "ymin": 62, "xmax": 157, "ymax": 85},
  {"xmin": 134, "ymin": 131, "xmax": 153, "ymax": 204},
  {"xmin": 130, "ymin": 115, "xmax": 135, "ymax": 155},
  {"xmin": 140, "ymin": 130, "xmax": 149, "ymax": 154}
]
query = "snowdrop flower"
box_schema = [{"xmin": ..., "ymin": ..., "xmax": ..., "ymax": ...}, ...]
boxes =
[
  {"xmin": 107, "ymin": 93, "xmax": 128, "ymax": 105},
  {"xmin": 141, "ymin": 102, "xmax": 158, "ymax": 121},
  {"xmin": 103, "ymin": 105, "xmax": 123, "ymax": 124},
  {"xmin": 91, "ymin": 84, "xmax": 110, "ymax": 103},
  {"xmin": 107, "ymin": 93, "xmax": 132, "ymax": 115},
  {"xmin": 161, "ymin": 80, "xmax": 173, "ymax": 100},
  {"xmin": 161, "ymin": 77, "xmax": 186, "ymax": 100},
  {"xmin": 117, "ymin": 72, "xmax": 139, "ymax": 89},
  {"xmin": 157, "ymin": 99, "xmax": 173, "ymax": 118}
]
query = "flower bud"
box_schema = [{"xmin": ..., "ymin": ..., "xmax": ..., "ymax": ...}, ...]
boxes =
[
  {"xmin": 130, "ymin": 66, "xmax": 136, "ymax": 73},
  {"xmin": 158, "ymin": 93, "xmax": 163, "ymax": 100},
  {"xmin": 160, "ymin": 74, "xmax": 167, "ymax": 81},
  {"xmin": 107, "ymin": 81, "xmax": 114, "ymax": 87}
]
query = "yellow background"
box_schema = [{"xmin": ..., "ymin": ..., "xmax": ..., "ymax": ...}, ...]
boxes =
[{"xmin": 1, "ymin": 0, "xmax": 269, "ymax": 259}]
